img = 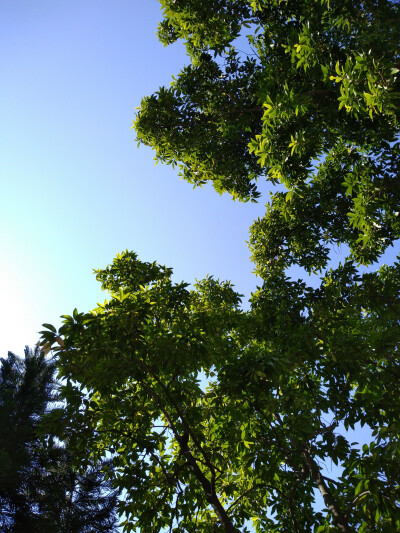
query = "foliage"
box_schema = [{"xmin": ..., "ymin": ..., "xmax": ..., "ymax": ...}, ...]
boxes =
[
  {"xmin": 41, "ymin": 251, "xmax": 400, "ymax": 532},
  {"xmin": 134, "ymin": 0, "xmax": 400, "ymax": 267},
  {"xmin": 0, "ymin": 347, "xmax": 119, "ymax": 532},
  {"xmin": 40, "ymin": 0, "xmax": 400, "ymax": 531}
]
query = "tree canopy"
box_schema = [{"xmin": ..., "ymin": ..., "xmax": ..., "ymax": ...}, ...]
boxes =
[
  {"xmin": 40, "ymin": 250, "xmax": 400, "ymax": 532},
  {"xmin": 0, "ymin": 347, "xmax": 119, "ymax": 532},
  {"xmin": 135, "ymin": 0, "xmax": 400, "ymax": 269},
  {"xmin": 40, "ymin": 1, "xmax": 399, "ymax": 532}
]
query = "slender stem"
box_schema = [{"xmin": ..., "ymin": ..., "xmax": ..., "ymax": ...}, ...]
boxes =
[{"xmin": 350, "ymin": 491, "xmax": 370, "ymax": 508}]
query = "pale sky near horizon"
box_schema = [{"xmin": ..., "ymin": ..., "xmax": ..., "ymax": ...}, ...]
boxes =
[{"xmin": 0, "ymin": 0, "xmax": 272, "ymax": 357}]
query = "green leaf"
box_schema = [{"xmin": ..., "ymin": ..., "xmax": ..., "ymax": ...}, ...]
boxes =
[{"xmin": 42, "ymin": 323, "xmax": 57, "ymax": 333}]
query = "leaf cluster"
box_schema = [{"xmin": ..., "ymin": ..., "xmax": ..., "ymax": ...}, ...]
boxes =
[
  {"xmin": 41, "ymin": 251, "xmax": 400, "ymax": 531},
  {"xmin": 135, "ymin": 0, "xmax": 400, "ymax": 266}
]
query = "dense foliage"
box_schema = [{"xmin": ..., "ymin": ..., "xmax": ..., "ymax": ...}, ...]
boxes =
[
  {"xmin": 41, "ymin": 1, "xmax": 399, "ymax": 532},
  {"xmin": 135, "ymin": 0, "xmax": 400, "ymax": 268},
  {"xmin": 0, "ymin": 347, "xmax": 119, "ymax": 532},
  {"xmin": 41, "ymin": 250, "xmax": 400, "ymax": 532}
]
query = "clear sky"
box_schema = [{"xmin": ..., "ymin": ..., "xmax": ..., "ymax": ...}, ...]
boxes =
[{"xmin": 0, "ymin": 0, "xmax": 270, "ymax": 357}]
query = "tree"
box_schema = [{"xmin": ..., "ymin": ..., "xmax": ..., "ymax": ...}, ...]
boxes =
[
  {"xmin": 134, "ymin": 0, "xmax": 400, "ymax": 268},
  {"xmin": 133, "ymin": 5, "xmax": 400, "ymax": 529},
  {"xmin": 0, "ymin": 347, "xmax": 119, "ymax": 532},
  {"xmin": 40, "ymin": 251, "xmax": 400, "ymax": 532},
  {"xmin": 40, "ymin": 1, "xmax": 400, "ymax": 531}
]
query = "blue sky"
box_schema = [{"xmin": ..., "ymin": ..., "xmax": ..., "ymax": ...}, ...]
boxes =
[{"xmin": 1, "ymin": 0, "xmax": 269, "ymax": 357}]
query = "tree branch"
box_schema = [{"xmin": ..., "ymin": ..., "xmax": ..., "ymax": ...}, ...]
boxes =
[
  {"xmin": 301, "ymin": 447, "xmax": 353, "ymax": 532},
  {"xmin": 134, "ymin": 360, "xmax": 239, "ymax": 532}
]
